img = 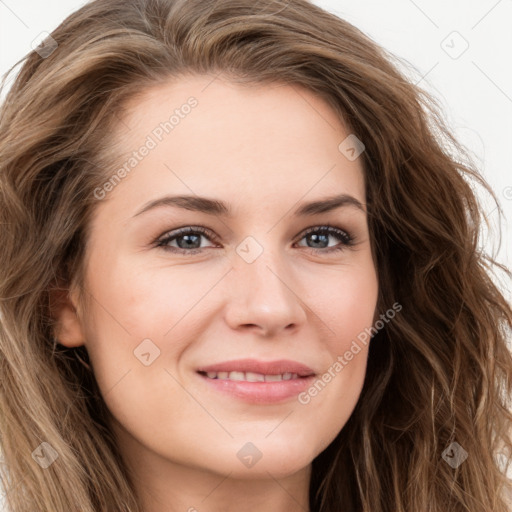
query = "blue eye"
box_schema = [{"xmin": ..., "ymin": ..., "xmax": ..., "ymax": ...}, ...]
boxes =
[
  {"xmin": 155, "ymin": 226, "xmax": 217, "ymax": 255},
  {"xmin": 154, "ymin": 224, "xmax": 355, "ymax": 255},
  {"xmin": 296, "ymin": 224, "xmax": 355, "ymax": 252}
]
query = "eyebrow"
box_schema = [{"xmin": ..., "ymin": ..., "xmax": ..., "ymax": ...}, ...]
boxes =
[{"xmin": 132, "ymin": 193, "xmax": 366, "ymax": 218}]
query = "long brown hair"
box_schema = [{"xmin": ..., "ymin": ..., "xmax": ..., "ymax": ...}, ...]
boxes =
[{"xmin": 1, "ymin": 0, "xmax": 511, "ymax": 510}]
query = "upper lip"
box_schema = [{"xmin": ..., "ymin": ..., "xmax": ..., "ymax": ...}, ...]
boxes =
[{"xmin": 196, "ymin": 358, "xmax": 316, "ymax": 377}]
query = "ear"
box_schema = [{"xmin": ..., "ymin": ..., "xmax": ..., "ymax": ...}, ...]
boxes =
[{"xmin": 49, "ymin": 280, "xmax": 85, "ymax": 348}]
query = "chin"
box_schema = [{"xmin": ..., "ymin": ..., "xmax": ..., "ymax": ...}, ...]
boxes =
[{"xmin": 200, "ymin": 438, "xmax": 316, "ymax": 479}]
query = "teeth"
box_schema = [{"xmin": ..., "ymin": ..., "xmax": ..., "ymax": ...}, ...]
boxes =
[
  {"xmin": 245, "ymin": 371, "xmax": 265, "ymax": 382},
  {"xmin": 228, "ymin": 371, "xmax": 245, "ymax": 381},
  {"xmin": 264, "ymin": 374, "xmax": 283, "ymax": 382},
  {"xmin": 203, "ymin": 371, "xmax": 299, "ymax": 381}
]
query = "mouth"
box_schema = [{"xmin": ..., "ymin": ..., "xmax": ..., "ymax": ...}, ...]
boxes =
[
  {"xmin": 196, "ymin": 358, "xmax": 316, "ymax": 378},
  {"xmin": 197, "ymin": 370, "xmax": 311, "ymax": 382},
  {"xmin": 195, "ymin": 359, "xmax": 317, "ymax": 404}
]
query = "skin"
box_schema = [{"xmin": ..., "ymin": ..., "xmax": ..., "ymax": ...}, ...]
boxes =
[{"xmin": 54, "ymin": 74, "xmax": 379, "ymax": 512}]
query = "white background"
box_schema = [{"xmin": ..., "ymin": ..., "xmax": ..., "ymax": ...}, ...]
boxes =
[{"xmin": 1, "ymin": 0, "xmax": 511, "ymax": 509}]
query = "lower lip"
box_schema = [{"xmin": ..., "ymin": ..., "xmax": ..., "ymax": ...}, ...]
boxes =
[{"xmin": 197, "ymin": 372, "xmax": 316, "ymax": 404}]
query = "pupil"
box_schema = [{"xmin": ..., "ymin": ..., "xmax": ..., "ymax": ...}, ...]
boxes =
[
  {"xmin": 179, "ymin": 234, "xmax": 200, "ymax": 249},
  {"xmin": 309, "ymin": 233, "xmax": 328, "ymax": 248}
]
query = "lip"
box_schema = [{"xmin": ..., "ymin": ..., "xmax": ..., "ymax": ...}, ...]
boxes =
[
  {"xmin": 198, "ymin": 373, "xmax": 316, "ymax": 404},
  {"xmin": 196, "ymin": 358, "xmax": 316, "ymax": 377},
  {"xmin": 196, "ymin": 358, "xmax": 317, "ymax": 404}
]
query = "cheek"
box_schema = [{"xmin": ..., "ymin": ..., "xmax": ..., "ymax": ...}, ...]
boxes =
[
  {"xmin": 85, "ymin": 249, "xmax": 378, "ymax": 386},
  {"xmin": 297, "ymin": 262, "xmax": 378, "ymax": 437},
  {"xmin": 77, "ymin": 246, "xmax": 379, "ymax": 476},
  {"xmin": 308, "ymin": 258, "xmax": 379, "ymax": 344},
  {"xmin": 80, "ymin": 256, "xmax": 221, "ymax": 398},
  {"xmin": 85, "ymin": 256, "xmax": 205, "ymax": 340}
]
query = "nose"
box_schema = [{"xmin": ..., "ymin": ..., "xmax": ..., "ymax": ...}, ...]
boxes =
[{"xmin": 223, "ymin": 243, "xmax": 308, "ymax": 337}]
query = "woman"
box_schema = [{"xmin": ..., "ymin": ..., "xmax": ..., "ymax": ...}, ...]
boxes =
[{"xmin": 0, "ymin": 0, "xmax": 511, "ymax": 511}]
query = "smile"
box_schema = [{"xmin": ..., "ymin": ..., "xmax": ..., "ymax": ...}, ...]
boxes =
[
  {"xmin": 197, "ymin": 371, "xmax": 316, "ymax": 404},
  {"xmin": 199, "ymin": 370, "xmax": 301, "ymax": 382}
]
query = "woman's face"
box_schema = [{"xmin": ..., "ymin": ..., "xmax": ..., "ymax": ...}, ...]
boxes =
[{"xmin": 58, "ymin": 75, "xmax": 378, "ymax": 482}]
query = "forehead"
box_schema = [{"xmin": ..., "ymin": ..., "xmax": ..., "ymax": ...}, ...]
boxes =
[{"xmin": 93, "ymin": 74, "xmax": 366, "ymax": 222}]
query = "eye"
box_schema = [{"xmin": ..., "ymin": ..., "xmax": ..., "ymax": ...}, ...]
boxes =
[
  {"xmin": 154, "ymin": 223, "xmax": 355, "ymax": 255},
  {"xmin": 155, "ymin": 226, "xmax": 219, "ymax": 255},
  {"xmin": 294, "ymin": 224, "xmax": 355, "ymax": 254}
]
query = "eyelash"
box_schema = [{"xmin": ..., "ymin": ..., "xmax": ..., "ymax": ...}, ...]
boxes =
[{"xmin": 154, "ymin": 223, "xmax": 356, "ymax": 256}]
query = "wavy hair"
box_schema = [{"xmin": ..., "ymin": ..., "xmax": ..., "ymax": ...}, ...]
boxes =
[{"xmin": 1, "ymin": 0, "xmax": 511, "ymax": 510}]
